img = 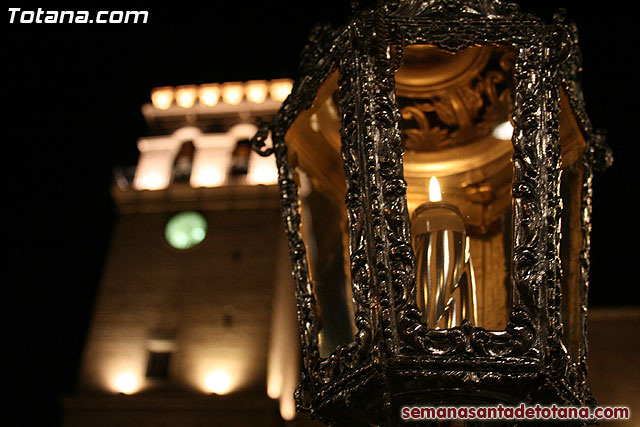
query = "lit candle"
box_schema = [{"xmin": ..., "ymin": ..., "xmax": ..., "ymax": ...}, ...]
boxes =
[{"xmin": 411, "ymin": 177, "xmax": 477, "ymax": 329}]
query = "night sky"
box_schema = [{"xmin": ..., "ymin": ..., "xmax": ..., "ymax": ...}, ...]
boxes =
[{"xmin": 7, "ymin": 2, "xmax": 636, "ymax": 425}]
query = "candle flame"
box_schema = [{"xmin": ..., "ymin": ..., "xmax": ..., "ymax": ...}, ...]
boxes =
[{"xmin": 429, "ymin": 177, "xmax": 442, "ymax": 202}]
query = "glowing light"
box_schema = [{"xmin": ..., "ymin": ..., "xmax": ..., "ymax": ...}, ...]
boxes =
[
  {"xmin": 175, "ymin": 85, "xmax": 198, "ymax": 108},
  {"xmin": 165, "ymin": 211, "xmax": 207, "ymax": 250},
  {"xmin": 267, "ymin": 372, "xmax": 282, "ymax": 399},
  {"xmin": 428, "ymin": 176, "xmax": 442, "ymax": 202},
  {"xmin": 113, "ymin": 373, "xmax": 139, "ymax": 394},
  {"xmin": 248, "ymin": 162, "xmax": 278, "ymax": 185},
  {"xmin": 309, "ymin": 113, "xmax": 321, "ymax": 132},
  {"xmin": 492, "ymin": 121, "xmax": 514, "ymax": 140},
  {"xmin": 270, "ymin": 79, "xmax": 293, "ymax": 102},
  {"xmin": 205, "ymin": 370, "xmax": 232, "ymax": 395},
  {"xmin": 192, "ymin": 166, "xmax": 225, "ymax": 188},
  {"xmin": 221, "ymin": 82, "xmax": 244, "ymax": 105},
  {"xmin": 199, "ymin": 84, "xmax": 220, "ymax": 107},
  {"xmin": 138, "ymin": 172, "xmax": 166, "ymax": 191},
  {"xmin": 245, "ymin": 80, "xmax": 269, "ymax": 104},
  {"xmin": 280, "ymin": 396, "xmax": 296, "ymax": 421},
  {"xmin": 151, "ymin": 87, "xmax": 174, "ymax": 110}
]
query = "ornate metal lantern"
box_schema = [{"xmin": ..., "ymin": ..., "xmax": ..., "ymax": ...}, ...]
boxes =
[{"xmin": 251, "ymin": 1, "xmax": 612, "ymax": 425}]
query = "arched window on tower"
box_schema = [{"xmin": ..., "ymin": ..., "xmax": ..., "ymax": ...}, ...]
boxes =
[
  {"xmin": 228, "ymin": 138, "xmax": 251, "ymax": 181},
  {"xmin": 172, "ymin": 140, "xmax": 195, "ymax": 183}
]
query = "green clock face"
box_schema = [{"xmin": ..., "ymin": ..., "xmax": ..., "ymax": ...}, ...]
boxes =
[{"xmin": 165, "ymin": 211, "xmax": 207, "ymax": 249}]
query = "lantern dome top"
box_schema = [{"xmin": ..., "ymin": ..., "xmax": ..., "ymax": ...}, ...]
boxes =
[{"xmin": 252, "ymin": 0, "xmax": 611, "ymax": 170}]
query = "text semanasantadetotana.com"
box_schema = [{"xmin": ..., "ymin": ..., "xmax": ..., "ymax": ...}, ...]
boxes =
[
  {"xmin": 8, "ymin": 8, "xmax": 148, "ymax": 24},
  {"xmin": 401, "ymin": 403, "xmax": 630, "ymax": 421}
]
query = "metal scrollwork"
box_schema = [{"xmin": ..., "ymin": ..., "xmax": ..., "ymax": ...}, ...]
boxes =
[
  {"xmin": 249, "ymin": 118, "xmax": 274, "ymax": 157},
  {"xmin": 254, "ymin": 0, "xmax": 608, "ymax": 424}
]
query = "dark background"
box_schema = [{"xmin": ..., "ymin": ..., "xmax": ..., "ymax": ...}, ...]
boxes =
[{"xmin": 7, "ymin": 2, "xmax": 636, "ymax": 425}]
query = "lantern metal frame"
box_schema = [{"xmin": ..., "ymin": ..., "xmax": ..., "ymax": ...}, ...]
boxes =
[{"xmin": 251, "ymin": 1, "xmax": 612, "ymax": 425}]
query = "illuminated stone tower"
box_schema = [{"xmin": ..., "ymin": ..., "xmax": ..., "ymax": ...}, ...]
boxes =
[{"xmin": 63, "ymin": 80, "xmax": 310, "ymax": 426}]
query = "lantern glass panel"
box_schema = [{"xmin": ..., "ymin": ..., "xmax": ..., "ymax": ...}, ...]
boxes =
[
  {"xmin": 558, "ymin": 89, "xmax": 587, "ymax": 361},
  {"xmin": 396, "ymin": 45, "xmax": 515, "ymax": 330},
  {"xmin": 285, "ymin": 72, "xmax": 357, "ymax": 358}
]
